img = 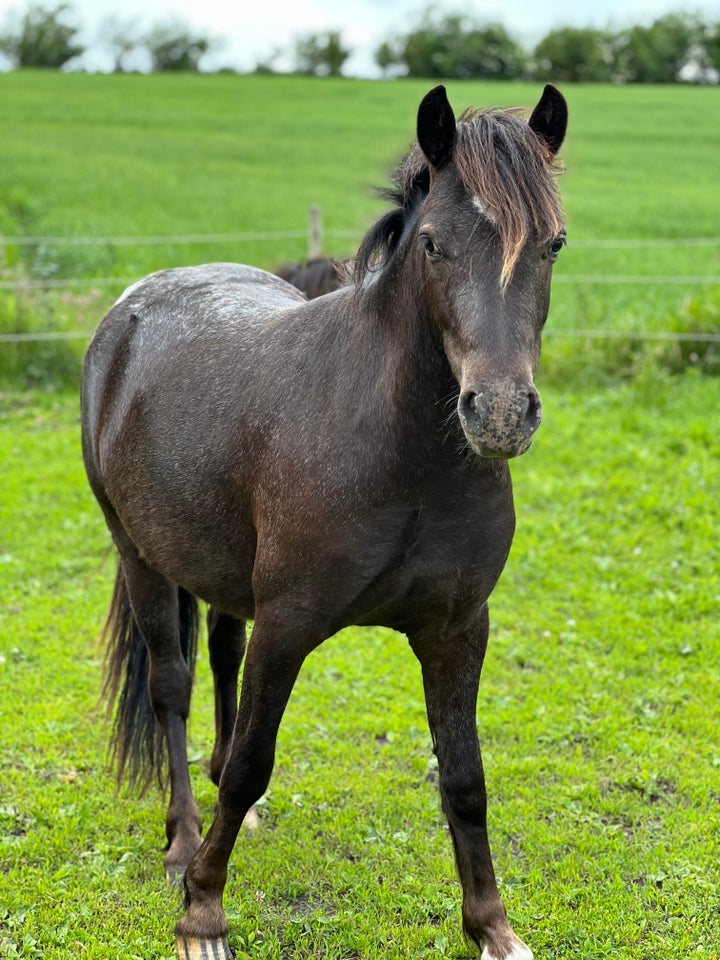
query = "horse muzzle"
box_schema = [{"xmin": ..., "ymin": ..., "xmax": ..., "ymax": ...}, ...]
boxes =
[{"xmin": 458, "ymin": 382, "xmax": 542, "ymax": 459}]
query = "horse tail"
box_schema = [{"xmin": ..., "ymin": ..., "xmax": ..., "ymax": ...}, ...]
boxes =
[{"xmin": 101, "ymin": 565, "xmax": 199, "ymax": 794}]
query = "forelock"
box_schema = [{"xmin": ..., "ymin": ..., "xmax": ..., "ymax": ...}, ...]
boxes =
[{"xmin": 453, "ymin": 108, "xmax": 565, "ymax": 286}]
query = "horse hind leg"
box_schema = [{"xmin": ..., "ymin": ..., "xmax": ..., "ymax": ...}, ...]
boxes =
[
  {"xmin": 206, "ymin": 609, "xmax": 260, "ymax": 830},
  {"xmin": 207, "ymin": 608, "xmax": 245, "ymax": 786},
  {"xmin": 103, "ymin": 545, "xmax": 203, "ymax": 882}
]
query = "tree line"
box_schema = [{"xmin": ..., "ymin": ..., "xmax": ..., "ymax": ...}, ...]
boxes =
[
  {"xmin": 0, "ymin": 4, "xmax": 213, "ymax": 72},
  {"xmin": 297, "ymin": 12, "xmax": 720, "ymax": 83},
  {"xmin": 1, "ymin": 3, "xmax": 719, "ymax": 83}
]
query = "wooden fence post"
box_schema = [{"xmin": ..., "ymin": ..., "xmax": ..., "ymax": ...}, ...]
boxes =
[{"xmin": 308, "ymin": 205, "xmax": 322, "ymax": 260}]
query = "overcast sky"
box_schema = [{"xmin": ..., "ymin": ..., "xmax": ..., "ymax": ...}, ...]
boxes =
[{"xmin": 1, "ymin": 0, "xmax": 718, "ymax": 74}]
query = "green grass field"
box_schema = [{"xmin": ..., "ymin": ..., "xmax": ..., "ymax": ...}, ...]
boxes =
[
  {"xmin": 2, "ymin": 376, "xmax": 719, "ymax": 959},
  {"xmin": 0, "ymin": 73, "xmax": 718, "ymax": 385},
  {"xmin": 1, "ymin": 74, "xmax": 719, "ymax": 959}
]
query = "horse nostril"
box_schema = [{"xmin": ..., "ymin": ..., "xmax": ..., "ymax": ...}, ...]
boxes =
[
  {"xmin": 459, "ymin": 389, "xmax": 481, "ymax": 423},
  {"xmin": 524, "ymin": 388, "xmax": 542, "ymax": 432}
]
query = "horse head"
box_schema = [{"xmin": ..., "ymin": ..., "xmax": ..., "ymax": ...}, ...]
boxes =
[{"xmin": 415, "ymin": 84, "xmax": 568, "ymax": 459}]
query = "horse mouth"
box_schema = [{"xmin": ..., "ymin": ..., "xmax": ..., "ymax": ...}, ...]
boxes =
[{"xmin": 463, "ymin": 430, "xmax": 536, "ymax": 459}]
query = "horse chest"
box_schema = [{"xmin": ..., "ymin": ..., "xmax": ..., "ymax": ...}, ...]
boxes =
[
  {"xmin": 282, "ymin": 470, "xmax": 516, "ymax": 635},
  {"xmin": 377, "ymin": 495, "xmax": 514, "ymax": 620}
]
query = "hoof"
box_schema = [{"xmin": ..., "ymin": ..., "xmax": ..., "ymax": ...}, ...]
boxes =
[
  {"xmin": 242, "ymin": 803, "xmax": 259, "ymax": 830},
  {"xmin": 176, "ymin": 935, "xmax": 234, "ymax": 960}
]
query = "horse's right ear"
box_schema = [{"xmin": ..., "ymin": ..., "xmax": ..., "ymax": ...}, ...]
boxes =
[
  {"xmin": 417, "ymin": 85, "xmax": 457, "ymax": 171},
  {"xmin": 529, "ymin": 84, "xmax": 568, "ymax": 156}
]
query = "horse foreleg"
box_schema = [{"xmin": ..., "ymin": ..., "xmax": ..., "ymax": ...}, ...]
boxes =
[
  {"xmin": 175, "ymin": 611, "xmax": 310, "ymax": 959},
  {"xmin": 411, "ymin": 605, "xmax": 533, "ymax": 960}
]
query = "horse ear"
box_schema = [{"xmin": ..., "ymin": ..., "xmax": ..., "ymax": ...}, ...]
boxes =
[
  {"xmin": 528, "ymin": 84, "xmax": 568, "ymax": 156},
  {"xmin": 417, "ymin": 85, "xmax": 457, "ymax": 170}
]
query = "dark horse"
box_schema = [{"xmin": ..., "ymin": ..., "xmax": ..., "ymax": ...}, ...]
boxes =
[
  {"xmin": 81, "ymin": 85, "xmax": 567, "ymax": 960},
  {"xmin": 275, "ymin": 255, "xmax": 343, "ymax": 298}
]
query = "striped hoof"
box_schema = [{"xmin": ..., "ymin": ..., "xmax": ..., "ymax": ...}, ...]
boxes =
[{"xmin": 176, "ymin": 935, "xmax": 234, "ymax": 959}]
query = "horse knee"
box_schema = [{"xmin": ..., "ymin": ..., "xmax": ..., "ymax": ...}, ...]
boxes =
[
  {"xmin": 218, "ymin": 738, "xmax": 275, "ymax": 814},
  {"xmin": 440, "ymin": 765, "xmax": 486, "ymax": 827}
]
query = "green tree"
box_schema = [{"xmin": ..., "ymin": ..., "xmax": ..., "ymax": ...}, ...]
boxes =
[
  {"xmin": 144, "ymin": 22, "xmax": 212, "ymax": 72},
  {"xmin": 293, "ymin": 31, "xmax": 350, "ymax": 76},
  {"xmin": 704, "ymin": 21, "xmax": 720, "ymax": 77},
  {"xmin": 617, "ymin": 14, "xmax": 703, "ymax": 82},
  {"xmin": 391, "ymin": 13, "xmax": 526, "ymax": 79},
  {"xmin": 461, "ymin": 22, "xmax": 527, "ymax": 79},
  {"xmin": 534, "ymin": 27, "xmax": 615, "ymax": 82},
  {"xmin": 0, "ymin": 3, "xmax": 83, "ymax": 68},
  {"xmin": 374, "ymin": 39, "xmax": 400, "ymax": 77}
]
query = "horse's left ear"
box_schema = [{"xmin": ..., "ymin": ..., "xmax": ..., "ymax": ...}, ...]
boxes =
[
  {"xmin": 417, "ymin": 85, "xmax": 457, "ymax": 170},
  {"xmin": 528, "ymin": 84, "xmax": 568, "ymax": 156}
]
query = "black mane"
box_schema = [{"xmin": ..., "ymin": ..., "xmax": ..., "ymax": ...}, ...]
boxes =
[{"xmin": 352, "ymin": 169, "xmax": 430, "ymax": 283}]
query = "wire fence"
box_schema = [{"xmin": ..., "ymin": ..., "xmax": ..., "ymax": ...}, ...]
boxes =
[
  {"xmin": 1, "ymin": 230, "xmax": 718, "ymax": 249},
  {"xmin": 3, "ymin": 328, "xmax": 720, "ymax": 345},
  {"xmin": 3, "ymin": 273, "xmax": 720, "ymax": 293},
  {"xmin": 1, "ymin": 225, "xmax": 719, "ymax": 345}
]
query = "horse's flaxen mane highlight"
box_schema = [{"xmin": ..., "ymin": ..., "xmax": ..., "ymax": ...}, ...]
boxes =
[
  {"xmin": 355, "ymin": 105, "xmax": 565, "ymax": 289},
  {"xmin": 454, "ymin": 107, "xmax": 565, "ymax": 285}
]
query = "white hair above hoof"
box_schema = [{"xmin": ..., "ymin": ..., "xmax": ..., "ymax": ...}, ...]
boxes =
[{"xmin": 481, "ymin": 936, "xmax": 534, "ymax": 960}]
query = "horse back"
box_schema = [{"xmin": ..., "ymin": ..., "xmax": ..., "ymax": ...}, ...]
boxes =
[{"xmin": 82, "ymin": 263, "xmax": 306, "ymax": 457}]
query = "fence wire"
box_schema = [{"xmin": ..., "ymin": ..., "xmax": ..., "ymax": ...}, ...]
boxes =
[
  {"xmin": 1, "ymin": 231, "xmax": 718, "ymax": 249},
  {"xmin": 1, "ymin": 229, "xmax": 718, "ymax": 345},
  {"xmin": 2, "ymin": 274, "xmax": 720, "ymax": 293}
]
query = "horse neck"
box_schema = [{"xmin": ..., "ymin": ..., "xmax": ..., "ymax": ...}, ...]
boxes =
[{"xmin": 355, "ymin": 249, "xmax": 455, "ymax": 434}]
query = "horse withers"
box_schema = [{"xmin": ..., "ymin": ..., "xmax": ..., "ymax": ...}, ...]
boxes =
[{"xmin": 81, "ymin": 84, "xmax": 568, "ymax": 960}]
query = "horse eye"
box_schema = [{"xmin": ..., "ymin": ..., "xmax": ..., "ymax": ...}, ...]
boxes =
[
  {"xmin": 549, "ymin": 235, "xmax": 566, "ymax": 258},
  {"xmin": 420, "ymin": 233, "xmax": 441, "ymax": 258}
]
